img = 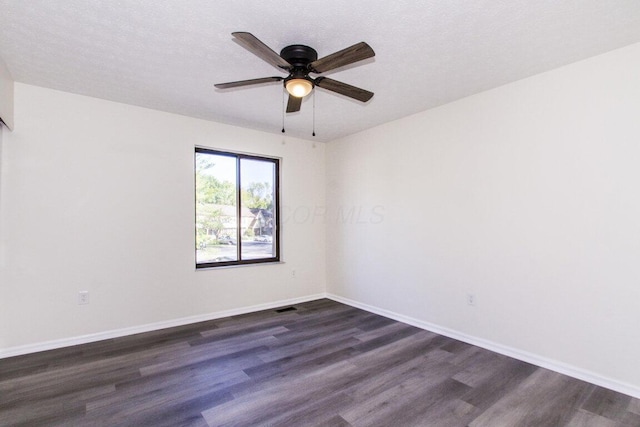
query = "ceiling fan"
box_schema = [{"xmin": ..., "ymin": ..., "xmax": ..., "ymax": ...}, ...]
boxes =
[{"xmin": 215, "ymin": 32, "xmax": 375, "ymax": 113}]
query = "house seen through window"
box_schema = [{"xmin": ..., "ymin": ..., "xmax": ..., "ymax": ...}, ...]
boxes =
[{"xmin": 195, "ymin": 147, "xmax": 280, "ymax": 268}]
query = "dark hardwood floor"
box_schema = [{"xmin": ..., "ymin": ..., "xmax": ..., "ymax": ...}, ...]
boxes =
[{"xmin": 1, "ymin": 299, "xmax": 639, "ymax": 426}]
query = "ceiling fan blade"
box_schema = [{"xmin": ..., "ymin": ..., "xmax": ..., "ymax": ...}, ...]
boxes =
[
  {"xmin": 215, "ymin": 76, "xmax": 283, "ymax": 89},
  {"xmin": 286, "ymin": 95, "xmax": 302, "ymax": 113},
  {"xmin": 310, "ymin": 42, "xmax": 375, "ymax": 73},
  {"xmin": 314, "ymin": 77, "xmax": 374, "ymax": 102},
  {"xmin": 232, "ymin": 32, "xmax": 292, "ymax": 70}
]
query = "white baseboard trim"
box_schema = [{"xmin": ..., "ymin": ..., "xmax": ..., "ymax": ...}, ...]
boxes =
[
  {"xmin": 327, "ymin": 293, "xmax": 640, "ymax": 399},
  {"xmin": 0, "ymin": 293, "xmax": 327, "ymax": 360}
]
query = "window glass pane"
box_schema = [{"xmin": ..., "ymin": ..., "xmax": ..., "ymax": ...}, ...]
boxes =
[
  {"xmin": 195, "ymin": 148, "xmax": 279, "ymax": 268},
  {"xmin": 240, "ymin": 158, "xmax": 276, "ymax": 260},
  {"xmin": 195, "ymin": 152, "xmax": 238, "ymax": 264}
]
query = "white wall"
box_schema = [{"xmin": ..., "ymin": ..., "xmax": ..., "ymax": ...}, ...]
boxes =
[
  {"xmin": 0, "ymin": 56, "xmax": 14, "ymax": 130},
  {"xmin": 0, "ymin": 83, "xmax": 326, "ymax": 352},
  {"xmin": 326, "ymin": 42, "xmax": 640, "ymax": 394}
]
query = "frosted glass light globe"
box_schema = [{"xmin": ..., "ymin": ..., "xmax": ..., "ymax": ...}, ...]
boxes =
[{"xmin": 286, "ymin": 79, "xmax": 313, "ymax": 98}]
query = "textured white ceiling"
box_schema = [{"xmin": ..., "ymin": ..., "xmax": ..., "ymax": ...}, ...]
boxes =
[{"xmin": 1, "ymin": 0, "xmax": 640, "ymax": 142}]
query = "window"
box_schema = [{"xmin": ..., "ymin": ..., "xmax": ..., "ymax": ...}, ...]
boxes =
[{"xmin": 195, "ymin": 147, "xmax": 280, "ymax": 268}]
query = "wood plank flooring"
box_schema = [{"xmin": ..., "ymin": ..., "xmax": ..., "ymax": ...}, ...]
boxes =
[{"xmin": 1, "ymin": 299, "xmax": 639, "ymax": 426}]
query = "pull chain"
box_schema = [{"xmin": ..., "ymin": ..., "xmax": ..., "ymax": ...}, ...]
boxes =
[
  {"xmin": 281, "ymin": 88, "xmax": 285, "ymax": 133},
  {"xmin": 312, "ymin": 90, "xmax": 316, "ymax": 137}
]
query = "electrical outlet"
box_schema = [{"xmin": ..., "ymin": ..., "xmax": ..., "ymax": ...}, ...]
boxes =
[
  {"xmin": 467, "ymin": 293, "xmax": 476, "ymax": 306},
  {"xmin": 78, "ymin": 291, "xmax": 89, "ymax": 305},
  {"xmin": 291, "ymin": 269, "xmax": 296, "ymax": 278}
]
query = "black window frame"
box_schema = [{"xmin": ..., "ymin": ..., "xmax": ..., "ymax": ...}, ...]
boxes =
[{"xmin": 195, "ymin": 147, "xmax": 280, "ymax": 269}]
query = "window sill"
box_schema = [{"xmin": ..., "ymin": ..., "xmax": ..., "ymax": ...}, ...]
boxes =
[{"xmin": 195, "ymin": 261, "xmax": 285, "ymax": 271}]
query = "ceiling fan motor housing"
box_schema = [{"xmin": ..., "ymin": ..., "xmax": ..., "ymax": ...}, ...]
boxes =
[
  {"xmin": 280, "ymin": 45, "xmax": 318, "ymax": 68},
  {"xmin": 281, "ymin": 45, "xmax": 318, "ymax": 88},
  {"xmin": 281, "ymin": 45, "xmax": 317, "ymax": 88}
]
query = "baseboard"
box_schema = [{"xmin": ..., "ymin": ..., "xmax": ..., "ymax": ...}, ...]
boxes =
[
  {"xmin": 327, "ymin": 293, "xmax": 640, "ymax": 400},
  {"xmin": 0, "ymin": 293, "xmax": 327, "ymax": 359}
]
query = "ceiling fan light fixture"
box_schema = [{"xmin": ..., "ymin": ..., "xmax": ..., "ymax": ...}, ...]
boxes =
[{"xmin": 286, "ymin": 78, "xmax": 313, "ymax": 98}]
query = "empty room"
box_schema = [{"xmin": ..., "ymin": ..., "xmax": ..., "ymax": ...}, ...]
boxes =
[{"xmin": 1, "ymin": 1, "xmax": 640, "ymax": 426}]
